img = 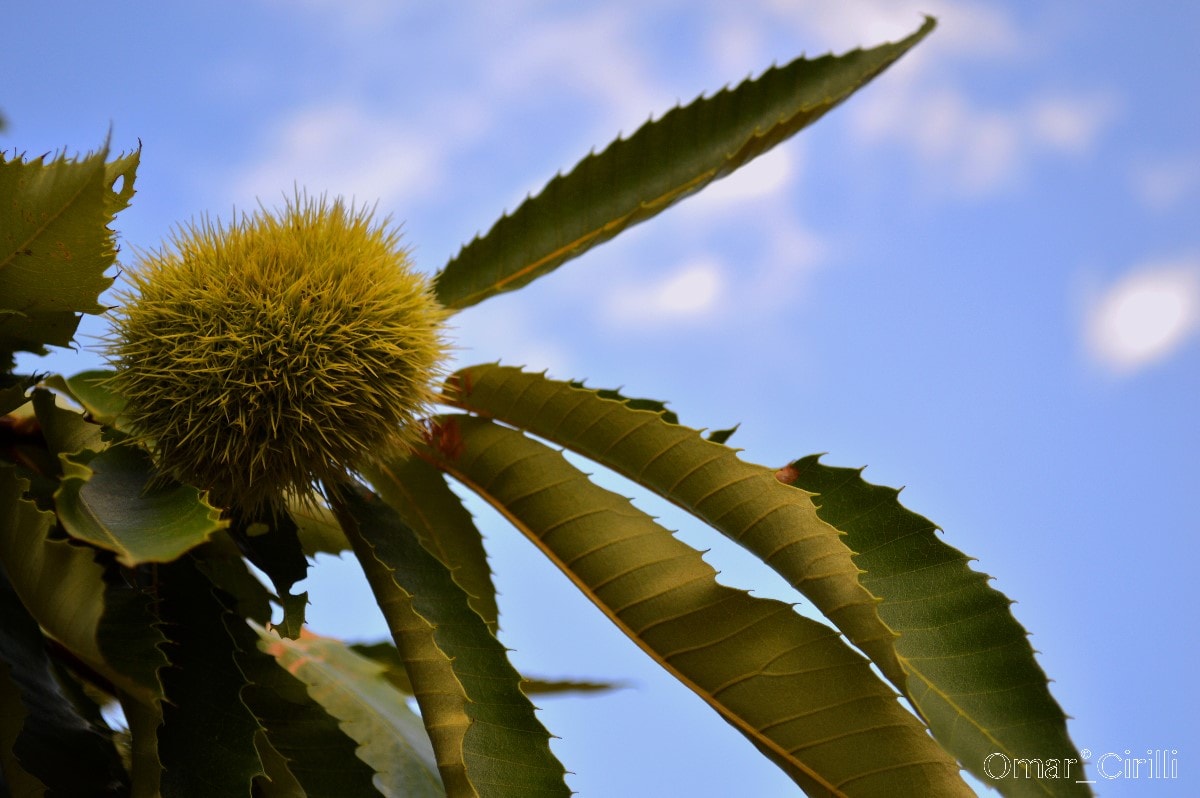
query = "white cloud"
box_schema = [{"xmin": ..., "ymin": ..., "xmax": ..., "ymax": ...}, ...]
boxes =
[
  {"xmin": 263, "ymin": 0, "xmax": 404, "ymax": 34},
  {"xmin": 446, "ymin": 299, "xmax": 574, "ymax": 379},
  {"xmin": 763, "ymin": 0, "xmax": 1021, "ymax": 60},
  {"xmin": 603, "ymin": 258, "xmax": 725, "ymax": 327},
  {"xmin": 231, "ymin": 5, "xmax": 671, "ymax": 224},
  {"xmin": 485, "ymin": 7, "xmax": 667, "ymax": 139},
  {"xmin": 232, "ymin": 103, "xmax": 449, "ymax": 209},
  {"xmin": 851, "ymin": 83, "xmax": 1119, "ymax": 196},
  {"xmin": 1027, "ymin": 93, "xmax": 1118, "ymax": 154},
  {"xmin": 1131, "ymin": 154, "xmax": 1200, "ymax": 211},
  {"xmin": 772, "ymin": 0, "xmax": 1123, "ymax": 198},
  {"xmin": 686, "ymin": 145, "xmax": 798, "ymax": 212},
  {"xmin": 1085, "ymin": 259, "xmax": 1200, "ymax": 374},
  {"xmin": 705, "ymin": 15, "xmax": 770, "ymax": 79},
  {"xmin": 739, "ymin": 213, "xmax": 831, "ymax": 312}
]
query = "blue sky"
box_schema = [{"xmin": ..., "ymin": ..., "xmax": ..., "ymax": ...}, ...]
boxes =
[{"xmin": 6, "ymin": 1, "xmax": 1198, "ymax": 795}]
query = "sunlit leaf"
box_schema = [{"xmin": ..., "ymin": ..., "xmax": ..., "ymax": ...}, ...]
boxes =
[
  {"xmin": 442, "ymin": 364, "xmax": 906, "ymax": 690},
  {"xmin": 433, "ymin": 19, "xmax": 934, "ymax": 310},
  {"xmin": 418, "ymin": 415, "xmax": 971, "ymax": 796},
  {"xmin": 254, "ymin": 627, "xmax": 439, "ymax": 797},
  {"xmin": 290, "ymin": 500, "xmax": 351, "ymax": 557},
  {"xmin": 0, "ymin": 144, "xmax": 137, "ymax": 357},
  {"xmin": 782, "ymin": 456, "xmax": 1090, "ymax": 797}
]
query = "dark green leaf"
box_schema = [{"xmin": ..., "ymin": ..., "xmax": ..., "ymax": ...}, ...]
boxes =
[
  {"xmin": 192, "ymin": 535, "xmax": 275, "ymax": 625},
  {"xmin": 433, "ymin": 19, "xmax": 934, "ymax": 310},
  {"xmin": 228, "ymin": 509, "xmax": 309, "ymax": 639},
  {"xmin": 362, "ymin": 455, "xmax": 499, "ymax": 634},
  {"xmin": 0, "ymin": 565, "xmax": 128, "ymax": 797},
  {"xmin": 783, "ymin": 456, "xmax": 1090, "ymax": 797},
  {"xmin": 333, "ymin": 483, "xmax": 570, "ymax": 798},
  {"xmin": 44, "ymin": 370, "xmax": 127, "ymax": 429},
  {"xmin": 156, "ymin": 557, "xmax": 265, "ymax": 798},
  {"xmin": 0, "ymin": 465, "xmax": 160, "ymax": 705},
  {"xmin": 566, "ymin": 380, "xmax": 679, "ymax": 424},
  {"xmin": 118, "ymin": 691, "xmax": 161, "ymax": 798},
  {"xmin": 706, "ymin": 425, "xmax": 739, "ymax": 445},
  {"xmin": 224, "ymin": 608, "xmax": 385, "ymax": 797},
  {"xmin": 55, "ymin": 444, "xmax": 226, "ymax": 567}
]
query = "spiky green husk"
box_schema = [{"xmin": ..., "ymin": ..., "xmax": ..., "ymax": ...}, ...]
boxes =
[{"xmin": 108, "ymin": 195, "xmax": 448, "ymax": 512}]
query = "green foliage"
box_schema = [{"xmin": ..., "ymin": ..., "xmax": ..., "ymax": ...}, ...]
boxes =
[
  {"xmin": 43, "ymin": 369, "xmax": 127, "ymax": 427},
  {"xmin": 434, "ymin": 17, "xmax": 935, "ymax": 310},
  {"xmin": 782, "ymin": 457, "xmax": 1090, "ymax": 796},
  {"xmin": 253, "ymin": 626, "xmax": 438, "ymax": 796},
  {"xmin": 155, "ymin": 557, "xmax": 267, "ymax": 797},
  {"xmin": 335, "ymin": 483, "xmax": 570, "ymax": 796},
  {"xmin": 0, "ymin": 567, "xmax": 128, "ymax": 796},
  {"xmin": 0, "ymin": 17, "xmax": 1090, "ymax": 798},
  {"xmin": 0, "ymin": 143, "xmax": 137, "ymax": 361},
  {"xmin": 56, "ymin": 445, "xmax": 227, "ymax": 567},
  {"xmin": 413, "ymin": 415, "xmax": 971, "ymax": 797},
  {"xmin": 359, "ymin": 456, "xmax": 500, "ymax": 634},
  {"xmin": 443, "ymin": 364, "xmax": 907, "ymax": 691}
]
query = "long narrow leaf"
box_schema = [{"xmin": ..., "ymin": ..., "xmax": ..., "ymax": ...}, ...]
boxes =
[
  {"xmin": 0, "ymin": 567, "xmax": 128, "ymax": 796},
  {"xmin": 0, "ymin": 659, "xmax": 47, "ymax": 797},
  {"xmin": 782, "ymin": 457, "xmax": 1089, "ymax": 797},
  {"xmin": 0, "ymin": 465, "xmax": 161, "ymax": 705},
  {"xmin": 362, "ymin": 456, "xmax": 500, "ymax": 633},
  {"xmin": 351, "ymin": 641, "xmax": 621, "ymax": 698},
  {"xmin": 119, "ymin": 691, "xmax": 162, "ymax": 798},
  {"xmin": 441, "ymin": 364, "xmax": 906, "ymax": 690},
  {"xmin": 418, "ymin": 415, "xmax": 971, "ymax": 797},
  {"xmin": 253, "ymin": 627, "xmax": 439, "ymax": 797},
  {"xmin": 155, "ymin": 557, "xmax": 265, "ymax": 798},
  {"xmin": 433, "ymin": 19, "xmax": 934, "ymax": 310},
  {"xmin": 333, "ymin": 483, "xmax": 570, "ymax": 798}
]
